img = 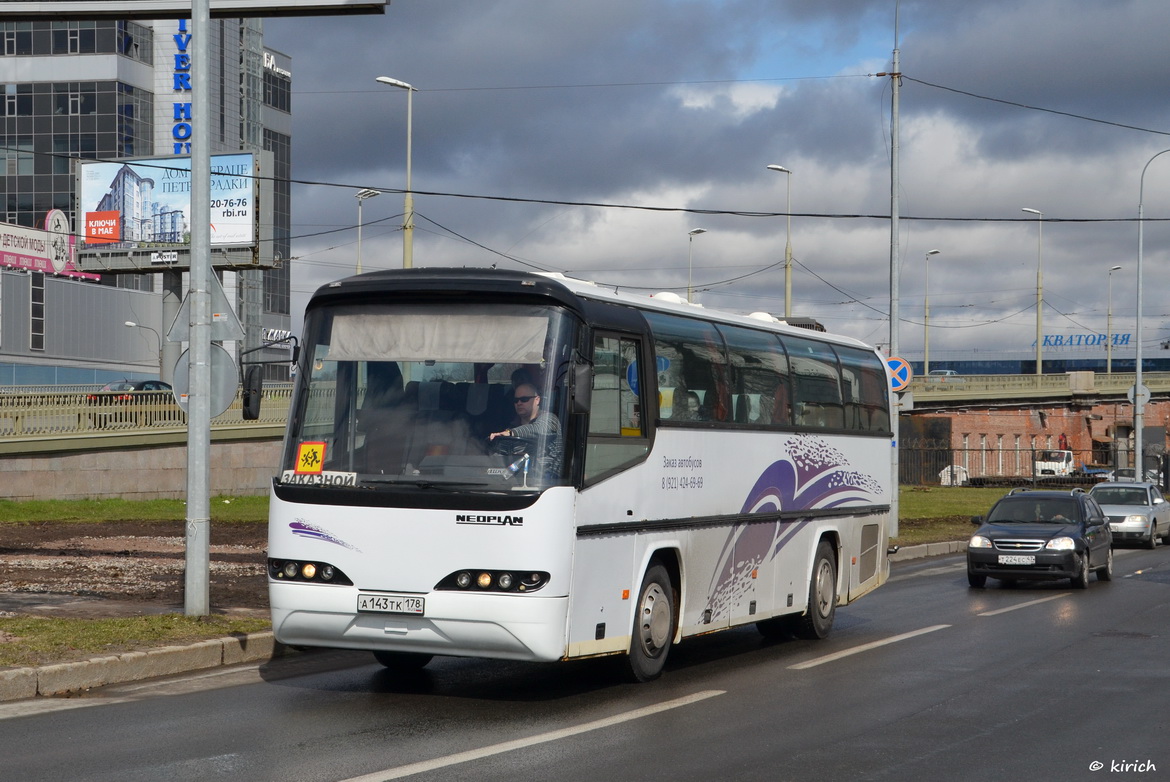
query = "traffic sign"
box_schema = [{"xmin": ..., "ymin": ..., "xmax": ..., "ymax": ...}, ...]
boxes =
[
  {"xmin": 886, "ymin": 357, "xmax": 913, "ymax": 391},
  {"xmin": 1128, "ymin": 384, "xmax": 1151, "ymax": 407}
]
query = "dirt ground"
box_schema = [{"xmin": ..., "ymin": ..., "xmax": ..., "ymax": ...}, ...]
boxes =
[{"xmin": 0, "ymin": 521, "xmax": 268, "ymax": 618}]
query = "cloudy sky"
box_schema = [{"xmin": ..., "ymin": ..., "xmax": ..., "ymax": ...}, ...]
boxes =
[{"xmin": 265, "ymin": 0, "xmax": 1170, "ymax": 365}]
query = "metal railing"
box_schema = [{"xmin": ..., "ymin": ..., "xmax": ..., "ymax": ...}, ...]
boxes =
[
  {"xmin": 907, "ymin": 371, "xmax": 1170, "ymax": 402},
  {"xmin": 899, "ymin": 444, "xmax": 1151, "ymax": 488},
  {"xmin": 0, "ymin": 384, "xmax": 293, "ymax": 454}
]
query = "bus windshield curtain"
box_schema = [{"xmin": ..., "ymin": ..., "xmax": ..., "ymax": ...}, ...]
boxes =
[{"xmin": 326, "ymin": 312, "xmax": 548, "ymax": 364}]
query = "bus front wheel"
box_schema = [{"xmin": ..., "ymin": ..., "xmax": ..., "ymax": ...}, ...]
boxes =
[{"xmin": 626, "ymin": 563, "xmax": 676, "ymax": 682}]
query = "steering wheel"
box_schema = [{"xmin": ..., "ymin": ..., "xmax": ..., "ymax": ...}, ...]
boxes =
[{"xmin": 488, "ymin": 435, "xmax": 530, "ymax": 460}]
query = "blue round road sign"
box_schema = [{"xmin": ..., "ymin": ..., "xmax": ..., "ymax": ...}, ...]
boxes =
[{"xmin": 886, "ymin": 357, "xmax": 912, "ymax": 391}]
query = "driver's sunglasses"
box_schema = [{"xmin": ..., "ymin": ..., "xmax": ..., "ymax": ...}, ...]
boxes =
[{"xmin": 514, "ymin": 395, "xmax": 537, "ymax": 404}]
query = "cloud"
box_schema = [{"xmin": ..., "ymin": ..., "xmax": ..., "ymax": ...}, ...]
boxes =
[{"xmin": 268, "ymin": 0, "xmax": 1170, "ymax": 360}]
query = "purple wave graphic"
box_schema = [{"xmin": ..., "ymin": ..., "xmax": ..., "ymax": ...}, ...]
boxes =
[
  {"xmin": 289, "ymin": 519, "xmax": 360, "ymax": 552},
  {"xmin": 703, "ymin": 435, "xmax": 883, "ymax": 622}
]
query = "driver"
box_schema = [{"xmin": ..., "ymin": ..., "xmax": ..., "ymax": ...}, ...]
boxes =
[{"xmin": 489, "ymin": 382, "xmax": 563, "ymax": 478}]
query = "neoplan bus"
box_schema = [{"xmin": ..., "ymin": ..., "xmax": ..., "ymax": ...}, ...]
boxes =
[{"xmin": 268, "ymin": 268, "xmax": 893, "ymax": 681}]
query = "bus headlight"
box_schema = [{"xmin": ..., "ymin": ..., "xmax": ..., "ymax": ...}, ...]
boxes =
[
  {"xmin": 436, "ymin": 569, "xmax": 550, "ymax": 593},
  {"xmin": 268, "ymin": 559, "xmax": 353, "ymax": 585}
]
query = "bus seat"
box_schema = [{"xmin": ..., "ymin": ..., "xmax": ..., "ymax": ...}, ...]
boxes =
[
  {"xmin": 465, "ymin": 383, "xmax": 490, "ymax": 415},
  {"xmin": 418, "ymin": 381, "xmax": 442, "ymax": 411},
  {"xmin": 734, "ymin": 394, "xmax": 749, "ymax": 423}
]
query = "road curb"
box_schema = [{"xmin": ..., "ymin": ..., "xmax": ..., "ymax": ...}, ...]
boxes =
[
  {"xmin": 0, "ymin": 631, "xmax": 291, "ymax": 703},
  {"xmin": 889, "ymin": 540, "xmax": 967, "ymax": 561}
]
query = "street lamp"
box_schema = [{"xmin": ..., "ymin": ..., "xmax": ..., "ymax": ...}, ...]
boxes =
[
  {"xmin": 354, "ymin": 188, "xmax": 380, "ymax": 275},
  {"xmin": 766, "ymin": 164, "xmax": 793, "ymax": 318},
  {"xmin": 1106, "ymin": 264, "xmax": 1122, "ymax": 374},
  {"xmin": 1022, "ymin": 208, "xmax": 1044, "ymax": 377},
  {"xmin": 124, "ymin": 320, "xmax": 162, "ymax": 375},
  {"xmin": 375, "ymin": 76, "xmax": 416, "ymax": 269},
  {"xmin": 923, "ymin": 249, "xmax": 941, "ymax": 375},
  {"xmin": 687, "ymin": 228, "xmax": 707, "ymax": 303},
  {"xmin": 1135, "ymin": 149, "xmax": 1170, "ymax": 477}
]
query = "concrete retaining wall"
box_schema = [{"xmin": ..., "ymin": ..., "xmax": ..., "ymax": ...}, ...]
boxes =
[{"xmin": 0, "ymin": 440, "xmax": 282, "ymax": 500}]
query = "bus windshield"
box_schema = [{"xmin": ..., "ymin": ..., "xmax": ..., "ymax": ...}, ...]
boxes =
[{"xmin": 280, "ymin": 301, "xmax": 575, "ymax": 492}]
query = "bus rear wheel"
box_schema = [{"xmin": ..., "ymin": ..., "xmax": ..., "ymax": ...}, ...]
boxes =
[
  {"xmin": 793, "ymin": 540, "xmax": 837, "ymax": 640},
  {"xmin": 625, "ymin": 563, "xmax": 676, "ymax": 682},
  {"xmin": 372, "ymin": 650, "xmax": 433, "ymax": 671}
]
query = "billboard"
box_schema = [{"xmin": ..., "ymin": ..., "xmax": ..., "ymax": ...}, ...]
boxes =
[
  {"xmin": 0, "ymin": 211, "xmax": 98, "ymax": 280},
  {"xmin": 76, "ymin": 153, "xmax": 255, "ymax": 250},
  {"xmin": 0, "ymin": 1, "xmax": 386, "ymax": 20}
]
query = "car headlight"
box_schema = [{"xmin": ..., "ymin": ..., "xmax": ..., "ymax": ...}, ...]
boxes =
[
  {"xmin": 1045, "ymin": 536, "xmax": 1076, "ymax": 551},
  {"xmin": 969, "ymin": 535, "xmax": 992, "ymax": 549},
  {"xmin": 1124, "ymin": 515, "xmax": 1149, "ymax": 526}
]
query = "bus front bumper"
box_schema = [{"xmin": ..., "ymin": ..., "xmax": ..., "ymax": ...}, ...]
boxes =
[{"xmin": 269, "ymin": 582, "xmax": 570, "ymax": 662}]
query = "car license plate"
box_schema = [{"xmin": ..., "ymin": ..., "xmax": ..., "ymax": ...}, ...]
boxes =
[
  {"xmin": 997, "ymin": 554, "xmax": 1036, "ymax": 566},
  {"xmin": 357, "ymin": 593, "xmax": 425, "ymax": 615}
]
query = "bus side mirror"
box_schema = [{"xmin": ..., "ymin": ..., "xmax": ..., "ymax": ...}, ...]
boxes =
[
  {"xmin": 242, "ymin": 365, "xmax": 263, "ymax": 420},
  {"xmin": 569, "ymin": 362, "xmax": 592, "ymax": 415}
]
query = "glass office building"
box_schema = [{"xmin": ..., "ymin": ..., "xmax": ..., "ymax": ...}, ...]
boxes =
[{"xmin": 0, "ymin": 18, "xmax": 292, "ymax": 385}]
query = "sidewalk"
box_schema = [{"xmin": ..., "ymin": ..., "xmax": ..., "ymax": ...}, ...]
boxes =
[{"xmin": 0, "ymin": 541, "xmax": 965, "ymax": 703}]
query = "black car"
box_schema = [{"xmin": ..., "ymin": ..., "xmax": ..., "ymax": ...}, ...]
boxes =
[
  {"xmin": 85, "ymin": 380, "xmax": 176, "ymax": 428},
  {"xmin": 967, "ymin": 488, "xmax": 1113, "ymax": 589},
  {"xmin": 86, "ymin": 379, "xmax": 173, "ymax": 403}
]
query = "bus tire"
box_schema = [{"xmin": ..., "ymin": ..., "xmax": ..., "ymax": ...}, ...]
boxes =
[
  {"xmin": 793, "ymin": 540, "xmax": 837, "ymax": 640},
  {"xmin": 626, "ymin": 563, "xmax": 676, "ymax": 682},
  {"xmin": 372, "ymin": 650, "xmax": 433, "ymax": 671}
]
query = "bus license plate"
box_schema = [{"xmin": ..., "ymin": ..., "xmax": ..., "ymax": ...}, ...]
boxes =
[
  {"xmin": 998, "ymin": 554, "xmax": 1035, "ymax": 566},
  {"xmin": 357, "ymin": 593, "xmax": 425, "ymax": 615}
]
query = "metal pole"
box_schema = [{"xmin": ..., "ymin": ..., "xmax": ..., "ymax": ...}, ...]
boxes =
[
  {"xmin": 185, "ymin": 0, "xmax": 212, "ymax": 616},
  {"xmin": 356, "ymin": 197, "xmax": 363, "ymax": 275},
  {"xmin": 686, "ymin": 228, "xmax": 706, "ymax": 303},
  {"xmin": 1107, "ymin": 265, "xmax": 1121, "ymax": 374},
  {"xmin": 766, "ymin": 165, "xmax": 793, "ymax": 318},
  {"xmin": 1136, "ymin": 150, "xmax": 1170, "ymax": 477},
  {"xmin": 354, "ymin": 188, "xmax": 379, "ymax": 275},
  {"xmin": 376, "ymin": 77, "xmax": 417, "ymax": 269},
  {"xmin": 403, "ymin": 85, "xmax": 414, "ymax": 269},
  {"xmin": 924, "ymin": 249, "xmax": 940, "ymax": 375},
  {"xmin": 887, "ymin": 4, "xmax": 902, "ymax": 539},
  {"xmin": 1022, "ymin": 208, "xmax": 1043, "ymax": 377}
]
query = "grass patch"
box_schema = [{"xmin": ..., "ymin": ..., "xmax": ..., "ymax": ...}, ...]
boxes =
[
  {"xmin": 0, "ymin": 614, "xmax": 271, "ymax": 668},
  {"xmin": 0, "ymin": 495, "xmax": 268, "ymax": 525},
  {"xmin": 892, "ymin": 485, "xmax": 1007, "ymax": 546}
]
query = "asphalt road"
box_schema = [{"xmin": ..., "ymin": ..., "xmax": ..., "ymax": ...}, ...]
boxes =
[{"xmin": 3, "ymin": 547, "xmax": 1169, "ymax": 782}]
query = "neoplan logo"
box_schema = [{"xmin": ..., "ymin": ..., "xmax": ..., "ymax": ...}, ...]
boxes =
[{"xmin": 456, "ymin": 514, "xmax": 524, "ymax": 526}]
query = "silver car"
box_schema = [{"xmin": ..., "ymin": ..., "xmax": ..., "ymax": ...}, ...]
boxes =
[{"xmin": 1088, "ymin": 482, "xmax": 1170, "ymax": 549}]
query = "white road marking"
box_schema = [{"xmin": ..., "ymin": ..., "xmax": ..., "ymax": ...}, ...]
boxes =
[
  {"xmin": 977, "ymin": 593, "xmax": 1068, "ymax": 616},
  {"xmin": 787, "ymin": 624, "xmax": 951, "ymax": 670},
  {"xmin": 338, "ymin": 689, "xmax": 726, "ymax": 782}
]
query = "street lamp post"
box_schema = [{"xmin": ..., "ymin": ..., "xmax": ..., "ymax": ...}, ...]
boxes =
[
  {"xmin": 354, "ymin": 188, "xmax": 380, "ymax": 275},
  {"xmin": 1136, "ymin": 149, "xmax": 1170, "ymax": 478},
  {"xmin": 375, "ymin": 76, "xmax": 416, "ymax": 269},
  {"xmin": 687, "ymin": 228, "xmax": 706, "ymax": 303},
  {"xmin": 766, "ymin": 164, "xmax": 793, "ymax": 318},
  {"xmin": 923, "ymin": 249, "xmax": 941, "ymax": 375},
  {"xmin": 1022, "ymin": 208, "xmax": 1044, "ymax": 377},
  {"xmin": 1106, "ymin": 264, "xmax": 1122, "ymax": 374},
  {"xmin": 124, "ymin": 320, "xmax": 162, "ymax": 376}
]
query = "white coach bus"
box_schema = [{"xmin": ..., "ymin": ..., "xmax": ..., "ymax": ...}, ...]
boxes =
[{"xmin": 268, "ymin": 268, "xmax": 893, "ymax": 681}]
